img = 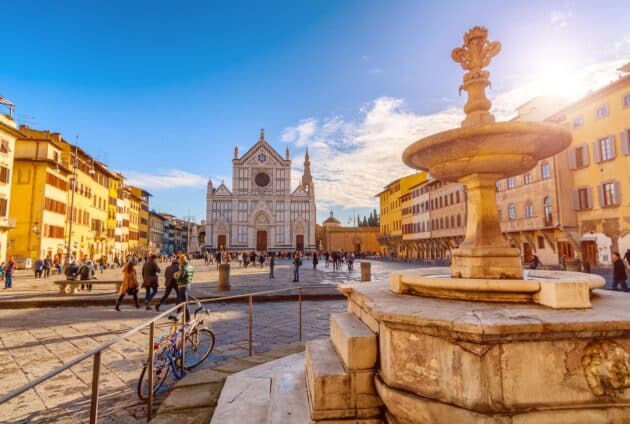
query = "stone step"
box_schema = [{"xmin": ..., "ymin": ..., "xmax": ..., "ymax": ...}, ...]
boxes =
[
  {"xmin": 267, "ymin": 364, "xmax": 311, "ymax": 423},
  {"xmin": 305, "ymin": 339, "xmax": 381, "ymax": 421},
  {"xmin": 330, "ymin": 312, "xmax": 377, "ymax": 371}
]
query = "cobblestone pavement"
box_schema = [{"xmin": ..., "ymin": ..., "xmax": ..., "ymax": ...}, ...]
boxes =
[{"xmin": 0, "ymin": 299, "xmax": 346, "ymax": 423}]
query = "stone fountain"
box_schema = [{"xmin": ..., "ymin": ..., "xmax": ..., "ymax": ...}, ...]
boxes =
[{"xmin": 210, "ymin": 27, "xmax": 630, "ymax": 424}]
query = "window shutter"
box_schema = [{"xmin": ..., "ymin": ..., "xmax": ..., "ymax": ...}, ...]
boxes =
[
  {"xmin": 621, "ymin": 130, "xmax": 630, "ymax": 155},
  {"xmin": 587, "ymin": 186, "xmax": 594, "ymax": 209},
  {"xmin": 592, "ymin": 141, "xmax": 601, "ymax": 163},
  {"xmin": 614, "ymin": 181, "xmax": 622, "ymax": 205},
  {"xmin": 568, "ymin": 148, "xmax": 577, "ymax": 169},
  {"xmin": 597, "ymin": 183, "xmax": 604, "ymax": 207},
  {"xmin": 609, "ymin": 136, "xmax": 616, "ymax": 159},
  {"xmin": 572, "ymin": 189, "xmax": 579, "ymax": 210},
  {"xmin": 582, "ymin": 145, "xmax": 590, "ymax": 166}
]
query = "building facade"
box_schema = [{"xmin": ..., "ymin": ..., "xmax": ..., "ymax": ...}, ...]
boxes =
[
  {"xmin": 0, "ymin": 112, "xmax": 19, "ymax": 262},
  {"xmin": 315, "ymin": 212, "xmax": 380, "ymax": 253},
  {"xmin": 205, "ymin": 130, "xmax": 316, "ymax": 252},
  {"xmin": 148, "ymin": 211, "xmax": 166, "ymax": 254},
  {"xmin": 129, "ymin": 186, "xmax": 151, "ymax": 255}
]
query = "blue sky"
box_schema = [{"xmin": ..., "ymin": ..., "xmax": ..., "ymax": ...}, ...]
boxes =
[{"xmin": 1, "ymin": 1, "xmax": 629, "ymax": 225}]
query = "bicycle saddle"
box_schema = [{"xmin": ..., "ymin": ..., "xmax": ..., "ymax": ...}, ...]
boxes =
[{"xmin": 167, "ymin": 314, "xmax": 179, "ymax": 322}]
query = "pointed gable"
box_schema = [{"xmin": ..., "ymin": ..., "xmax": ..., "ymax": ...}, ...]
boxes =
[
  {"xmin": 213, "ymin": 182, "xmax": 232, "ymax": 196},
  {"xmin": 291, "ymin": 185, "xmax": 308, "ymax": 197},
  {"xmin": 238, "ymin": 129, "xmax": 286, "ymax": 166}
]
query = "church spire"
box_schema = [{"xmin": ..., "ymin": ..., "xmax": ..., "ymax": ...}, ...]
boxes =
[
  {"xmin": 259, "ymin": 128, "xmax": 265, "ymax": 142},
  {"xmin": 301, "ymin": 146, "xmax": 314, "ymax": 197},
  {"xmin": 285, "ymin": 145, "xmax": 290, "ymax": 160}
]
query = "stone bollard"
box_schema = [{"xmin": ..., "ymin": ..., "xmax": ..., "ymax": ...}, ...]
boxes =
[
  {"xmin": 360, "ymin": 262, "xmax": 371, "ymax": 282},
  {"xmin": 218, "ymin": 263, "xmax": 231, "ymax": 291}
]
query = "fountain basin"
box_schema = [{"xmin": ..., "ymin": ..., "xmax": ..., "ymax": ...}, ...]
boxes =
[
  {"xmin": 390, "ymin": 267, "xmax": 605, "ymax": 308},
  {"xmin": 402, "ymin": 121, "xmax": 571, "ymax": 182}
]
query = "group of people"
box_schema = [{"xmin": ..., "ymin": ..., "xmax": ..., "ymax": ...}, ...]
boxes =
[
  {"xmin": 114, "ymin": 253, "xmax": 194, "ymax": 318},
  {"xmin": 612, "ymin": 250, "xmax": 630, "ymax": 291},
  {"xmin": 321, "ymin": 251, "xmax": 355, "ymax": 271}
]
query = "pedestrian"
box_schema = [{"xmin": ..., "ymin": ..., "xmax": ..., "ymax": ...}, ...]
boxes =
[
  {"xmin": 3, "ymin": 258, "xmax": 16, "ymax": 289},
  {"xmin": 529, "ymin": 255, "xmax": 541, "ymax": 270},
  {"xmin": 612, "ymin": 252, "xmax": 628, "ymax": 291},
  {"xmin": 79, "ymin": 260, "xmax": 95, "ymax": 291},
  {"xmin": 348, "ymin": 253, "xmax": 355, "ymax": 271},
  {"xmin": 34, "ymin": 258, "xmax": 44, "ymax": 279},
  {"xmin": 176, "ymin": 254, "xmax": 194, "ymax": 321},
  {"xmin": 43, "ymin": 255, "xmax": 53, "ymax": 278},
  {"xmin": 312, "ymin": 252, "xmax": 318, "ymax": 269},
  {"xmin": 324, "ymin": 251, "xmax": 330, "ymax": 267},
  {"xmin": 204, "ymin": 251, "xmax": 209, "ymax": 266},
  {"xmin": 155, "ymin": 258, "xmax": 179, "ymax": 312},
  {"xmin": 269, "ymin": 253, "xmax": 275, "ymax": 279},
  {"xmin": 142, "ymin": 254, "xmax": 160, "ymax": 310},
  {"xmin": 115, "ymin": 262, "xmax": 140, "ymax": 310},
  {"xmin": 98, "ymin": 256, "xmax": 106, "ymax": 274},
  {"xmin": 292, "ymin": 252, "xmax": 302, "ymax": 282},
  {"xmin": 259, "ymin": 252, "xmax": 265, "ymax": 268}
]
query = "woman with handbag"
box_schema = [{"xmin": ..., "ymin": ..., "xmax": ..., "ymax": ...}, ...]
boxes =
[{"xmin": 115, "ymin": 262, "xmax": 140, "ymax": 311}]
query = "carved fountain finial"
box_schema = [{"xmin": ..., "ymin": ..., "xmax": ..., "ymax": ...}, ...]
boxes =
[{"xmin": 451, "ymin": 26, "xmax": 501, "ymax": 128}]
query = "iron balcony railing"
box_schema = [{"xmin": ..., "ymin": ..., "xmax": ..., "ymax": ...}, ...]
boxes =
[{"xmin": 0, "ymin": 285, "xmax": 338, "ymax": 423}]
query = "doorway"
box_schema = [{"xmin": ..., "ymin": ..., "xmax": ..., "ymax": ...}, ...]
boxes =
[
  {"xmin": 218, "ymin": 235, "xmax": 226, "ymax": 250},
  {"xmin": 296, "ymin": 234, "xmax": 304, "ymax": 251},
  {"xmin": 522, "ymin": 242, "xmax": 533, "ymax": 263},
  {"xmin": 581, "ymin": 240, "xmax": 597, "ymax": 265},
  {"xmin": 256, "ymin": 230, "xmax": 267, "ymax": 252},
  {"xmin": 557, "ymin": 241, "xmax": 574, "ymax": 263}
]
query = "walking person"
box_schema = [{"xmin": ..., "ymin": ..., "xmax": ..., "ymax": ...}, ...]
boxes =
[
  {"xmin": 142, "ymin": 254, "xmax": 160, "ymax": 310},
  {"xmin": 43, "ymin": 255, "xmax": 53, "ymax": 278},
  {"xmin": 292, "ymin": 252, "xmax": 302, "ymax": 282},
  {"xmin": 215, "ymin": 251, "xmax": 221, "ymax": 269},
  {"xmin": 259, "ymin": 252, "xmax": 265, "ymax": 268},
  {"xmin": 115, "ymin": 262, "xmax": 140, "ymax": 310},
  {"xmin": 269, "ymin": 253, "xmax": 275, "ymax": 279},
  {"xmin": 34, "ymin": 258, "xmax": 44, "ymax": 279},
  {"xmin": 612, "ymin": 252, "xmax": 628, "ymax": 291},
  {"xmin": 3, "ymin": 258, "xmax": 16, "ymax": 289},
  {"xmin": 312, "ymin": 252, "xmax": 319, "ymax": 269},
  {"xmin": 79, "ymin": 259, "xmax": 95, "ymax": 291},
  {"xmin": 98, "ymin": 256, "xmax": 106, "ymax": 274},
  {"xmin": 155, "ymin": 258, "xmax": 179, "ymax": 312},
  {"xmin": 176, "ymin": 255, "xmax": 194, "ymax": 321}
]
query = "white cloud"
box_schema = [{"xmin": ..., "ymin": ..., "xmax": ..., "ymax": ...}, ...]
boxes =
[
  {"xmin": 122, "ymin": 169, "xmax": 208, "ymax": 189},
  {"xmin": 283, "ymin": 59, "xmax": 625, "ymax": 214},
  {"xmin": 549, "ymin": 9, "xmax": 572, "ymax": 28}
]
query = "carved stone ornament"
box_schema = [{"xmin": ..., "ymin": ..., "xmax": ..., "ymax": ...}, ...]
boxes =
[{"xmin": 582, "ymin": 339, "xmax": 630, "ymax": 396}]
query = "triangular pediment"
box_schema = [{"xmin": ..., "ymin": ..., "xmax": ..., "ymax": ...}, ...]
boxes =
[
  {"xmin": 239, "ymin": 135, "xmax": 286, "ymax": 165},
  {"xmin": 244, "ymin": 147, "xmax": 281, "ymax": 166},
  {"xmin": 291, "ymin": 185, "xmax": 308, "ymax": 197},
  {"xmin": 213, "ymin": 183, "xmax": 232, "ymax": 196}
]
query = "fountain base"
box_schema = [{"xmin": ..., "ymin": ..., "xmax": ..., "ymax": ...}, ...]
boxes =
[
  {"xmin": 390, "ymin": 267, "xmax": 604, "ymax": 309},
  {"xmin": 451, "ymin": 246, "xmax": 524, "ymax": 279}
]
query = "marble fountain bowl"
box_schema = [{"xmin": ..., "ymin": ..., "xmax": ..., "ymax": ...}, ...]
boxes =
[{"xmin": 402, "ymin": 121, "xmax": 571, "ymax": 181}]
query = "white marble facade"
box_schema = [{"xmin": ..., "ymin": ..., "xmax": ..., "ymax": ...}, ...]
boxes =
[{"xmin": 205, "ymin": 130, "xmax": 316, "ymax": 252}]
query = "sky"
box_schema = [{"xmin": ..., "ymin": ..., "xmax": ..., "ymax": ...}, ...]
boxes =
[{"xmin": 1, "ymin": 0, "xmax": 629, "ymax": 226}]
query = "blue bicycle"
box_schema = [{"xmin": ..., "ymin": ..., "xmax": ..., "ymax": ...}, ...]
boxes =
[{"xmin": 137, "ymin": 298, "xmax": 215, "ymax": 401}]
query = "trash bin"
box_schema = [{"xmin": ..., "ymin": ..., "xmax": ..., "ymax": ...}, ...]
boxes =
[
  {"xmin": 360, "ymin": 262, "xmax": 371, "ymax": 282},
  {"xmin": 218, "ymin": 263, "xmax": 230, "ymax": 291}
]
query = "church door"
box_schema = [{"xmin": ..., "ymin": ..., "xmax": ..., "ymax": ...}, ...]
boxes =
[
  {"xmin": 256, "ymin": 231, "xmax": 267, "ymax": 252},
  {"xmin": 218, "ymin": 235, "xmax": 226, "ymax": 250},
  {"xmin": 296, "ymin": 234, "xmax": 304, "ymax": 251}
]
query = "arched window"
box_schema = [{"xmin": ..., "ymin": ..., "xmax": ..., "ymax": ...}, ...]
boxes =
[
  {"xmin": 508, "ymin": 203, "xmax": 516, "ymax": 220},
  {"xmin": 456, "ymin": 191, "xmax": 460, "ymax": 203},
  {"xmin": 457, "ymin": 214, "xmax": 461, "ymax": 227},
  {"xmin": 450, "ymin": 216, "xmax": 455, "ymax": 228},
  {"xmin": 544, "ymin": 196, "xmax": 552, "ymax": 225},
  {"xmin": 450, "ymin": 193, "xmax": 454, "ymax": 205},
  {"xmin": 440, "ymin": 217, "xmax": 444, "ymax": 229},
  {"xmin": 445, "ymin": 217, "xmax": 450, "ymax": 228},
  {"xmin": 525, "ymin": 202, "xmax": 534, "ymax": 218},
  {"xmin": 439, "ymin": 197, "xmax": 443, "ymax": 208},
  {"xmin": 541, "ymin": 162, "xmax": 551, "ymax": 179}
]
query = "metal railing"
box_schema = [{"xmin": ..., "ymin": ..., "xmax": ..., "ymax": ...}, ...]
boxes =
[{"xmin": 0, "ymin": 285, "xmax": 338, "ymax": 423}]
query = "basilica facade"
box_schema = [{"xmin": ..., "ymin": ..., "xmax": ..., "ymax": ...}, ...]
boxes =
[{"xmin": 205, "ymin": 130, "xmax": 316, "ymax": 253}]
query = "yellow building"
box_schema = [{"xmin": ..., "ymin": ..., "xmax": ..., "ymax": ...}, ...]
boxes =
[
  {"xmin": 9, "ymin": 127, "xmax": 71, "ymax": 262},
  {"xmin": 315, "ymin": 211, "xmax": 380, "ymax": 253},
  {"xmin": 376, "ymin": 172, "xmax": 427, "ymax": 257},
  {"xmin": 128, "ymin": 188, "xmax": 140, "ymax": 255},
  {"xmin": 0, "ymin": 106, "xmax": 20, "ymax": 262},
  {"xmin": 551, "ymin": 70, "xmax": 630, "ymax": 265},
  {"xmin": 129, "ymin": 186, "xmax": 151, "ymax": 255},
  {"xmin": 105, "ymin": 171, "xmax": 123, "ymax": 262}
]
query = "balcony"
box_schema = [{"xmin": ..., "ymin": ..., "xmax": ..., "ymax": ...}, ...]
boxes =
[{"xmin": 0, "ymin": 217, "xmax": 16, "ymax": 229}]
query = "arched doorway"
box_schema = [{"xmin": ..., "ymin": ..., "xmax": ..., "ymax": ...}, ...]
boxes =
[{"xmin": 254, "ymin": 212, "xmax": 271, "ymax": 252}]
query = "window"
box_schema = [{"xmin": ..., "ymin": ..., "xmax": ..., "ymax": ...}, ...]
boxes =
[
  {"xmin": 237, "ymin": 226, "xmax": 247, "ymax": 244},
  {"xmin": 457, "ymin": 214, "xmax": 461, "ymax": 227},
  {"xmin": 275, "ymin": 201, "xmax": 285, "ymax": 222},
  {"xmin": 543, "ymin": 196, "xmax": 552, "ymax": 225},
  {"xmin": 238, "ymin": 201, "xmax": 248, "ymax": 222},
  {"xmin": 507, "ymin": 177, "xmax": 515, "ymax": 189},
  {"xmin": 0, "ymin": 166, "xmax": 9, "ymax": 184},
  {"xmin": 541, "ymin": 162, "xmax": 550, "ymax": 179},
  {"xmin": 576, "ymin": 187, "xmax": 591, "ymax": 209},
  {"xmin": 596, "ymin": 104, "xmax": 609, "ymax": 119},
  {"xmin": 507, "ymin": 204, "xmax": 516, "ymax": 220},
  {"xmin": 597, "ymin": 137, "xmax": 615, "ymax": 161},
  {"xmin": 625, "ymin": 94, "xmax": 630, "ymax": 107},
  {"xmin": 572, "ymin": 116, "xmax": 584, "ymax": 128},
  {"xmin": 537, "ymin": 236, "xmax": 545, "ymax": 250},
  {"xmin": 523, "ymin": 173, "xmax": 533, "ymax": 184},
  {"xmin": 575, "ymin": 146, "xmax": 584, "ymax": 168},
  {"xmin": 0, "ymin": 139, "xmax": 9, "ymax": 154},
  {"xmin": 600, "ymin": 181, "xmax": 620, "ymax": 206},
  {"xmin": 0, "ymin": 197, "xmax": 6, "ymax": 217},
  {"xmin": 525, "ymin": 203, "xmax": 534, "ymax": 218}
]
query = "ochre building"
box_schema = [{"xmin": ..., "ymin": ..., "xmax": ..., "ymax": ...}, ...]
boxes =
[{"xmin": 316, "ymin": 212, "xmax": 379, "ymax": 253}]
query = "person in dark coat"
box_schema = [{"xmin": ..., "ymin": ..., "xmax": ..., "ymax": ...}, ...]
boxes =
[
  {"xmin": 269, "ymin": 253, "xmax": 275, "ymax": 279},
  {"xmin": 312, "ymin": 253, "xmax": 319, "ymax": 269},
  {"xmin": 142, "ymin": 255, "xmax": 161, "ymax": 310},
  {"xmin": 155, "ymin": 259, "xmax": 179, "ymax": 311},
  {"xmin": 612, "ymin": 252, "xmax": 628, "ymax": 291}
]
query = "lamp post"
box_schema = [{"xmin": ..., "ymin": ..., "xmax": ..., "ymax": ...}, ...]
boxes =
[{"xmin": 65, "ymin": 141, "xmax": 79, "ymax": 265}]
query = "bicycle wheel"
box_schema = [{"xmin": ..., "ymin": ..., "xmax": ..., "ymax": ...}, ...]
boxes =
[
  {"xmin": 137, "ymin": 348, "xmax": 171, "ymax": 401},
  {"xmin": 184, "ymin": 328, "xmax": 215, "ymax": 369}
]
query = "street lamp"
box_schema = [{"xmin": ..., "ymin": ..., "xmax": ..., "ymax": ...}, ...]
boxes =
[{"xmin": 65, "ymin": 141, "xmax": 79, "ymax": 264}]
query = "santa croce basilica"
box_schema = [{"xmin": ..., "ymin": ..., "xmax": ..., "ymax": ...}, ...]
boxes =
[{"xmin": 205, "ymin": 130, "xmax": 316, "ymax": 253}]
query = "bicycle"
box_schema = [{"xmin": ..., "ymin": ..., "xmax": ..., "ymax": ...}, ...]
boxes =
[{"xmin": 137, "ymin": 296, "xmax": 216, "ymax": 401}]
